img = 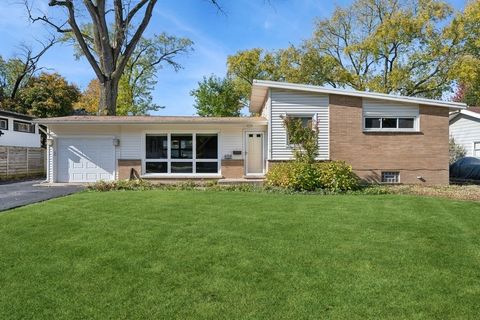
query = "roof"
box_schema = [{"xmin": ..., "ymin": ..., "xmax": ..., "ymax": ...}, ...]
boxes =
[
  {"xmin": 0, "ymin": 109, "xmax": 34, "ymax": 121},
  {"xmin": 249, "ymin": 80, "xmax": 467, "ymax": 113},
  {"xmin": 450, "ymin": 109, "xmax": 480, "ymax": 122},
  {"xmin": 35, "ymin": 115, "xmax": 268, "ymax": 125}
]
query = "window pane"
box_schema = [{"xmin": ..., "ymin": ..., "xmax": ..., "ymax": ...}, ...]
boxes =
[
  {"xmin": 398, "ymin": 118, "xmax": 415, "ymax": 129},
  {"xmin": 382, "ymin": 118, "xmax": 397, "ymax": 128},
  {"xmin": 196, "ymin": 162, "xmax": 218, "ymax": 173},
  {"xmin": 365, "ymin": 118, "xmax": 381, "ymax": 128},
  {"xmin": 381, "ymin": 171, "xmax": 400, "ymax": 183},
  {"xmin": 171, "ymin": 135, "xmax": 192, "ymax": 159},
  {"xmin": 0, "ymin": 118, "xmax": 7, "ymax": 130},
  {"xmin": 171, "ymin": 162, "xmax": 193, "ymax": 173},
  {"xmin": 146, "ymin": 135, "xmax": 167, "ymax": 159},
  {"xmin": 145, "ymin": 162, "xmax": 167, "ymax": 173},
  {"xmin": 289, "ymin": 116, "xmax": 312, "ymax": 129},
  {"xmin": 196, "ymin": 134, "xmax": 218, "ymax": 159},
  {"xmin": 13, "ymin": 121, "xmax": 34, "ymax": 133}
]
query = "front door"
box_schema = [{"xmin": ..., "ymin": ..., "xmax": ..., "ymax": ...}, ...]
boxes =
[{"xmin": 246, "ymin": 132, "xmax": 264, "ymax": 175}]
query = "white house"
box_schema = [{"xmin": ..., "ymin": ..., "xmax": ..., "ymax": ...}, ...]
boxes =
[
  {"xmin": 0, "ymin": 109, "xmax": 42, "ymax": 148},
  {"xmin": 449, "ymin": 107, "xmax": 480, "ymax": 158},
  {"xmin": 36, "ymin": 80, "xmax": 466, "ymax": 184}
]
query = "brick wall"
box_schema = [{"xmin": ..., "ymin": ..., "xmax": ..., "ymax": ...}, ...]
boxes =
[
  {"xmin": 329, "ymin": 94, "xmax": 450, "ymax": 185},
  {"xmin": 221, "ymin": 160, "xmax": 244, "ymax": 178},
  {"xmin": 118, "ymin": 159, "xmax": 142, "ymax": 180}
]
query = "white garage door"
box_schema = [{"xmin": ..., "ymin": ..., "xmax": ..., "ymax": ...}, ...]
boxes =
[{"xmin": 57, "ymin": 138, "xmax": 115, "ymax": 182}]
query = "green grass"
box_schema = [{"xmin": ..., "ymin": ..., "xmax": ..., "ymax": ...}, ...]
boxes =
[{"xmin": 1, "ymin": 191, "xmax": 480, "ymax": 319}]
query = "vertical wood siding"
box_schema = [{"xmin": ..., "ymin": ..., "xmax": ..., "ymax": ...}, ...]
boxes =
[{"xmin": 270, "ymin": 89, "xmax": 329, "ymax": 160}]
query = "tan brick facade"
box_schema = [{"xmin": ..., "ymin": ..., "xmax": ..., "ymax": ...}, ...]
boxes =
[
  {"xmin": 221, "ymin": 160, "xmax": 244, "ymax": 178},
  {"xmin": 118, "ymin": 159, "xmax": 142, "ymax": 180},
  {"xmin": 329, "ymin": 94, "xmax": 450, "ymax": 185}
]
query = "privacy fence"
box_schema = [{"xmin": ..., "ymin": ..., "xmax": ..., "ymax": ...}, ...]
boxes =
[{"xmin": 0, "ymin": 146, "xmax": 46, "ymax": 180}]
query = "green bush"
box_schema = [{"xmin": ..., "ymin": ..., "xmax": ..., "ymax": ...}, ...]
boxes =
[
  {"xmin": 266, "ymin": 161, "xmax": 359, "ymax": 192},
  {"xmin": 317, "ymin": 161, "xmax": 360, "ymax": 192}
]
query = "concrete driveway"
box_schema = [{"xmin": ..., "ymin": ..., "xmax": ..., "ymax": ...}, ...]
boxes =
[{"xmin": 0, "ymin": 180, "xmax": 85, "ymax": 212}]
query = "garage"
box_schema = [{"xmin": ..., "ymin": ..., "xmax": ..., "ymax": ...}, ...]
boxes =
[{"xmin": 57, "ymin": 137, "xmax": 115, "ymax": 183}]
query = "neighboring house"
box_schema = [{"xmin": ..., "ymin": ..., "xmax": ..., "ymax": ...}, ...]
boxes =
[
  {"xmin": 449, "ymin": 107, "xmax": 480, "ymax": 158},
  {"xmin": 0, "ymin": 109, "xmax": 41, "ymax": 148},
  {"xmin": 36, "ymin": 80, "xmax": 465, "ymax": 184}
]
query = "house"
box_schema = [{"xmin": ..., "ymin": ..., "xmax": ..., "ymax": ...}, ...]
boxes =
[
  {"xmin": 449, "ymin": 107, "xmax": 480, "ymax": 158},
  {"xmin": 36, "ymin": 80, "xmax": 466, "ymax": 184},
  {"xmin": 0, "ymin": 109, "xmax": 41, "ymax": 148}
]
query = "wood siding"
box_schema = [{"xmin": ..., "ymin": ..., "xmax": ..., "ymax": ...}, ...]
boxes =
[
  {"xmin": 450, "ymin": 114, "xmax": 480, "ymax": 157},
  {"xmin": 270, "ymin": 89, "xmax": 329, "ymax": 160}
]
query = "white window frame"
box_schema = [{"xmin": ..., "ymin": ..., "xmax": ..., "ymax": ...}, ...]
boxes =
[
  {"xmin": 0, "ymin": 117, "xmax": 8, "ymax": 130},
  {"xmin": 381, "ymin": 171, "xmax": 400, "ymax": 184},
  {"xmin": 474, "ymin": 141, "xmax": 480, "ymax": 158},
  {"xmin": 13, "ymin": 120, "xmax": 35, "ymax": 133},
  {"xmin": 363, "ymin": 116, "xmax": 419, "ymax": 132},
  {"xmin": 142, "ymin": 132, "xmax": 221, "ymax": 177},
  {"xmin": 284, "ymin": 113, "xmax": 316, "ymax": 146}
]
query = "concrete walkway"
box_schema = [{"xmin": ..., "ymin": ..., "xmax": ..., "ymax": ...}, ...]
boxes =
[{"xmin": 0, "ymin": 180, "xmax": 84, "ymax": 212}]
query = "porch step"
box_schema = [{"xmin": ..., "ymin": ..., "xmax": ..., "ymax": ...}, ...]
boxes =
[{"xmin": 217, "ymin": 178, "xmax": 264, "ymax": 186}]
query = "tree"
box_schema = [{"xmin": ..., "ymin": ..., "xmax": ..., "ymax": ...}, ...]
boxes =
[
  {"xmin": 116, "ymin": 34, "xmax": 193, "ymax": 115},
  {"xmin": 449, "ymin": 137, "xmax": 466, "ymax": 164},
  {"xmin": 191, "ymin": 75, "xmax": 243, "ymax": 117},
  {"xmin": 308, "ymin": 0, "xmax": 462, "ymax": 98},
  {"xmin": 228, "ymin": 0, "xmax": 465, "ymax": 101},
  {"xmin": 74, "ymin": 79, "xmax": 100, "ymax": 114},
  {"xmin": 0, "ymin": 38, "xmax": 57, "ymax": 105},
  {"xmin": 18, "ymin": 72, "xmax": 80, "ymax": 118},
  {"xmin": 450, "ymin": 0, "xmax": 480, "ymax": 105},
  {"xmin": 26, "ymin": 0, "xmax": 219, "ymax": 115}
]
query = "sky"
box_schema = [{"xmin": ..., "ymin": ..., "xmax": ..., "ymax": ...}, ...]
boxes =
[{"xmin": 0, "ymin": 0, "xmax": 468, "ymax": 115}]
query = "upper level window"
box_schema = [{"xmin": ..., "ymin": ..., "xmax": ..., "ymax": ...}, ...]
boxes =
[
  {"xmin": 13, "ymin": 120, "xmax": 35, "ymax": 133},
  {"xmin": 364, "ymin": 117, "xmax": 416, "ymax": 131},
  {"xmin": 0, "ymin": 118, "xmax": 7, "ymax": 130}
]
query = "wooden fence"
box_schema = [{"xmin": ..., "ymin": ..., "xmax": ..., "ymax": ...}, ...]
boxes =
[{"xmin": 0, "ymin": 146, "xmax": 46, "ymax": 180}]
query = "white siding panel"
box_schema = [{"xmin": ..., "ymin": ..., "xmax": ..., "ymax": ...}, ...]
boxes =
[
  {"xmin": 119, "ymin": 128, "xmax": 142, "ymax": 159},
  {"xmin": 221, "ymin": 129, "xmax": 243, "ymax": 159},
  {"xmin": 450, "ymin": 115, "xmax": 480, "ymax": 157},
  {"xmin": 270, "ymin": 89, "xmax": 329, "ymax": 160},
  {"xmin": 363, "ymin": 99, "xmax": 419, "ymax": 117}
]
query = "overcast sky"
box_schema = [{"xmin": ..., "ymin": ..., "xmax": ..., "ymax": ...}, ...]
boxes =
[{"xmin": 0, "ymin": 0, "xmax": 467, "ymax": 115}]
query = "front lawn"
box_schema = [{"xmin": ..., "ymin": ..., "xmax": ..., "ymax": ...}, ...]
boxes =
[{"xmin": 1, "ymin": 191, "xmax": 479, "ymax": 319}]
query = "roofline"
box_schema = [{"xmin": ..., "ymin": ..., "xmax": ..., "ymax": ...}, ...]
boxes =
[
  {"xmin": 0, "ymin": 109, "xmax": 34, "ymax": 121},
  {"xmin": 450, "ymin": 109, "xmax": 480, "ymax": 122},
  {"xmin": 34, "ymin": 117, "xmax": 268, "ymax": 125},
  {"xmin": 250, "ymin": 80, "xmax": 467, "ymax": 111}
]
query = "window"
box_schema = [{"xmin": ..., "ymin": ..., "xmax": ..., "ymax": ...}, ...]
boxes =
[
  {"xmin": 13, "ymin": 120, "xmax": 35, "ymax": 133},
  {"xmin": 364, "ymin": 117, "xmax": 416, "ymax": 131},
  {"xmin": 381, "ymin": 172, "xmax": 400, "ymax": 184},
  {"xmin": 474, "ymin": 142, "xmax": 480, "ymax": 157},
  {"xmin": 171, "ymin": 135, "xmax": 193, "ymax": 159},
  {"xmin": 144, "ymin": 133, "xmax": 219, "ymax": 175},
  {"xmin": 285, "ymin": 115, "xmax": 314, "ymax": 144},
  {"xmin": 0, "ymin": 118, "xmax": 7, "ymax": 130}
]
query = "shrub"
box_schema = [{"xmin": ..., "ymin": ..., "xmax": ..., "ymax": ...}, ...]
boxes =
[
  {"xmin": 88, "ymin": 179, "xmax": 156, "ymax": 191},
  {"xmin": 266, "ymin": 160, "xmax": 359, "ymax": 192},
  {"xmin": 266, "ymin": 161, "xmax": 321, "ymax": 191},
  {"xmin": 449, "ymin": 137, "xmax": 466, "ymax": 164},
  {"xmin": 317, "ymin": 161, "xmax": 360, "ymax": 192}
]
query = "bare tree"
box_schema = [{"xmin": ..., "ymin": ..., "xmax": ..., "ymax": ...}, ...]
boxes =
[
  {"xmin": 10, "ymin": 37, "xmax": 58, "ymax": 100},
  {"xmin": 26, "ymin": 0, "xmax": 221, "ymax": 115}
]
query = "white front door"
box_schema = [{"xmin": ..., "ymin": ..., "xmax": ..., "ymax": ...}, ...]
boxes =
[
  {"xmin": 57, "ymin": 138, "xmax": 115, "ymax": 182},
  {"xmin": 246, "ymin": 132, "xmax": 264, "ymax": 175}
]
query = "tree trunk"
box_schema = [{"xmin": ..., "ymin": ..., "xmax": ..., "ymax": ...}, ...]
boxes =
[{"xmin": 99, "ymin": 79, "xmax": 119, "ymax": 115}]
